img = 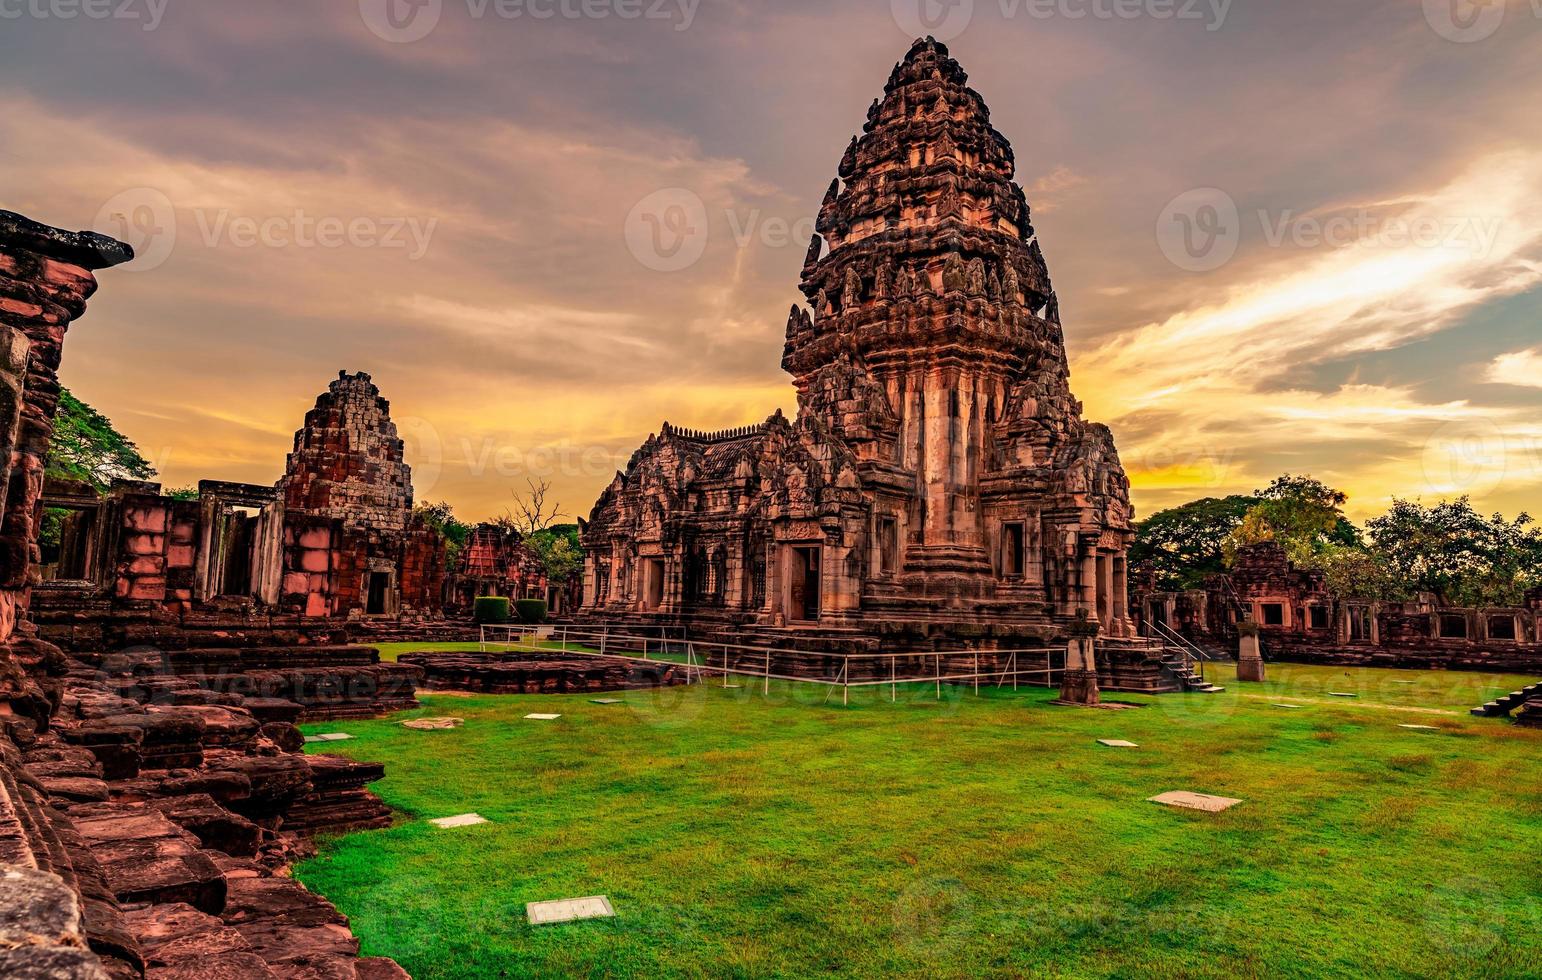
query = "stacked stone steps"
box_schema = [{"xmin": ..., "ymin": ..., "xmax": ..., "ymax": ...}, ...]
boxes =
[
  {"xmin": 1470, "ymin": 680, "xmax": 1542, "ymax": 718},
  {"xmin": 1158, "ymin": 649, "xmax": 1226, "ymax": 694}
]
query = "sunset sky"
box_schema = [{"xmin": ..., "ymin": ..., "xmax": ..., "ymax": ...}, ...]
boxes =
[{"xmin": 3, "ymin": 0, "xmax": 1540, "ymax": 525}]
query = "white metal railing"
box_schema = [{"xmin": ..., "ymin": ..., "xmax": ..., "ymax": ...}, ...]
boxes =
[{"xmin": 508, "ymin": 623, "xmax": 1066, "ymax": 705}]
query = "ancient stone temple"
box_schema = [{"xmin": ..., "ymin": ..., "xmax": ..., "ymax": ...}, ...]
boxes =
[
  {"xmin": 582, "ymin": 38, "xmax": 1136, "ymax": 650},
  {"xmin": 279, "ymin": 371, "xmax": 441, "ymax": 619},
  {"xmin": 30, "ymin": 371, "xmax": 444, "ymax": 651}
]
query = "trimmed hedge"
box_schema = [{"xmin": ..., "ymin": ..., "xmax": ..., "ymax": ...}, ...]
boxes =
[
  {"xmin": 474, "ymin": 596, "xmax": 511, "ymax": 624},
  {"xmin": 514, "ymin": 599, "xmax": 548, "ymax": 624}
]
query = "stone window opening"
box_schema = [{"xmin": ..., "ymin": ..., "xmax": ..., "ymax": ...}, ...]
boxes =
[
  {"xmin": 876, "ymin": 517, "xmax": 900, "ymax": 577},
  {"xmin": 747, "ymin": 540, "xmax": 768, "ymax": 609},
  {"xmin": 1348, "ymin": 605, "xmax": 1373, "ymax": 642},
  {"xmin": 1000, "ymin": 522, "xmax": 1026, "ymax": 578},
  {"xmin": 37, "ymin": 503, "xmax": 100, "ymax": 585},
  {"xmin": 1438, "ymin": 614, "xmax": 1470, "ymax": 640},
  {"xmin": 1260, "ymin": 603, "xmax": 1286, "ymax": 627},
  {"xmin": 1488, "ymin": 615, "xmax": 1519, "ymax": 642},
  {"xmin": 1308, "ymin": 605, "xmax": 1331, "ymax": 630}
]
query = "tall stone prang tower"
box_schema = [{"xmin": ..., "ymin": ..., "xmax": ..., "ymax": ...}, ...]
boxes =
[
  {"xmin": 583, "ymin": 38, "xmax": 1136, "ymax": 651},
  {"xmin": 279, "ymin": 371, "xmax": 413, "ymax": 532}
]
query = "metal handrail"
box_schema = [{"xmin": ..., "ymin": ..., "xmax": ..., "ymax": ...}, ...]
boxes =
[
  {"xmin": 487, "ymin": 623, "xmax": 1068, "ymax": 705},
  {"xmin": 1147, "ymin": 620, "xmax": 1215, "ymax": 686}
]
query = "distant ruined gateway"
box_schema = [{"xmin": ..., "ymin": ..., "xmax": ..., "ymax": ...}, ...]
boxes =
[{"xmin": 581, "ymin": 38, "xmax": 1138, "ymax": 654}]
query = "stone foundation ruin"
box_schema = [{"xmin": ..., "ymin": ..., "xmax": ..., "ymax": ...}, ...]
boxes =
[{"xmin": 0, "ymin": 209, "xmax": 410, "ymax": 978}]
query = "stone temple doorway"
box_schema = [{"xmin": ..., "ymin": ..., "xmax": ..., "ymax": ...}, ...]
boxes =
[
  {"xmin": 366, "ymin": 571, "xmax": 392, "ymax": 615},
  {"xmin": 643, "ymin": 558, "xmax": 666, "ymax": 611},
  {"xmin": 787, "ymin": 545, "xmax": 822, "ymax": 623}
]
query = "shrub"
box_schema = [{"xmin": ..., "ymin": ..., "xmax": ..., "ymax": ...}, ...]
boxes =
[
  {"xmin": 514, "ymin": 599, "xmax": 547, "ymax": 624},
  {"xmin": 474, "ymin": 596, "xmax": 511, "ymax": 624}
]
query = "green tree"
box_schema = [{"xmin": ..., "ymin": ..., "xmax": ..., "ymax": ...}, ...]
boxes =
[
  {"xmin": 46, "ymin": 387, "xmax": 154, "ymax": 491},
  {"xmin": 527, "ymin": 524, "xmax": 583, "ymax": 589},
  {"xmin": 1365, "ymin": 497, "xmax": 1542, "ymax": 607},
  {"xmin": 1131, "ymin": 494, "xmax": 1258, "ymax": 591},
  {"xmin": 414, "ymin": 501, "xmax": 473, "ymax": 570},
  {"xmin": 1223, "ymin": 475, "xmax": 1360, "ymax": 567}
]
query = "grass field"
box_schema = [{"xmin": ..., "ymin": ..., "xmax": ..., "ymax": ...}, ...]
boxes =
[{"xmin": 297, "ymin": 660, "xmax": 1542, "ymax": 978}]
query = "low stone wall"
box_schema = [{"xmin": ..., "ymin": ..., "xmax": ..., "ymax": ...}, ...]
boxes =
[
  {"xmin": 1264, "ymin": 640, "xmax": 1542, "ymax": 674},
  {"xmin": 402, "ymin": 650, "xmax": 685, "ymax": 694}
]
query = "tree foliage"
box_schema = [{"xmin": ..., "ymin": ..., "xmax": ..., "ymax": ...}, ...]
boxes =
[
  {"xmin": 1131, "ymin": 495, "xmax": 1257, "ymax": 591},
  {"xmin": 414, "ymin": 501, "xmax": 473, "ymax": 570},
  {"xmin": 1222, "ymin": 475, "xmax": 1361, "ymax": 567},
  {"xmin": 1138, "ymin": 474, "xmax": 1542, "ymax": 608},
  {"xmin": 527, "ymin": 524, "xmax": 583, "ymax": 588},
  {"xmin": 1365, "ymin": 498, "xmax": 1542, "ymax": 607},
  {"xmin": 46, "ymin": 387, "xmax": 155, "ymax": 491}
]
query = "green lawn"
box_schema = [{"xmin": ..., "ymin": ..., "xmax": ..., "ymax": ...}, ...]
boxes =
[{"xmin": 297, "ymin": 662, "xmax": 1542, "ymax": 979}]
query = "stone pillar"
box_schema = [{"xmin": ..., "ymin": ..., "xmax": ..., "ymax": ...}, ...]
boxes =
[
  {"xmin": 1237, "ymin": 625, "xmax": 1265, "ymax": 682},
  {"xmin": 1056, "ymin": 612, "xmax": 1101, "ymax": 705}
]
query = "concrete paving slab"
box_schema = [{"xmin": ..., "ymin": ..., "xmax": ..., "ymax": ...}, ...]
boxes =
[
  {"xmin": 1148, "ymin": 791, "xmax": 1242, "ymax": 813},
  {"xmin": 527, "ymin": 896, "xmax": 615, "ymax": 925},
  {"xmin": 1097, "ymin": 739, "xmax": 1139, "ymax": 748},
  {"xmin": 429, "ymin": 814, "xmax": 488, "ymax": 829},
  {"xmin": 524, "ymin": 714, "xmax": 562, "ymax": 721}
]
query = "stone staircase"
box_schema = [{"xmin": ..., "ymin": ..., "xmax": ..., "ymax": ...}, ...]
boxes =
[
  {"xmin": 1144, "ymin": 623, "xmax": 1226, "ymax": 694},
  {"xmin": 1470, "ymin": 680, "xmax": 1542, "ymax": 718},
  {"xmin": 1157, "ymin": 646, "xmax": 1227, "ymax": 693}
]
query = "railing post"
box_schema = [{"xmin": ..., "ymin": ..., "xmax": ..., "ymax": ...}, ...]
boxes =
[
  {"xmin": 935, "ymin": 653, "xmax": 941, "ymax": 701},
  {"xmin": 974, "ymin": 652, "xmax": 980, "ymax": 695},
  {"xmin": 764, "ymin": 647, "xmax": 770, "ymax": 696},
  {"xmin": 890, "ymin": 655, "xmax": 896, "ymax": 703}
]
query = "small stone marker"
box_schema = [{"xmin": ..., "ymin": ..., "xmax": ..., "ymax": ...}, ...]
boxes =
[
  {"xmin": 589, "ymin": 699, "xmax": 622, "ymax": 705},
  {"xmin": 1327, "ymin": 692, "xmax": 1359, "ymax": 698},
  {"xmin": 1398, "ymin": 724, "xmax": 1440, "ymax": 731},
  {"xmin": 525, "ymin": 713, "xmax": 562, "ymax": 721},
  {"xmin": 429, "ymin": 813, "xmax": 488, "ymax": 829},
  {"xmin": 402, "ymin": 717, "xmax": 463, "ymax": 731},
  {"xmin": 1148, "ymin": 791, "xmax": 1242, "ymax": 813},
  {"xmin": 1097, "ymin": 739, "xmax": 1139, "ymax": 748},
  {"xmin": 527, "ymin": 896, "xmax": 615, "ymax": 925},
  {"xmin": 304, "ymin": 733, "xmax": 353, "ymax": 743}
]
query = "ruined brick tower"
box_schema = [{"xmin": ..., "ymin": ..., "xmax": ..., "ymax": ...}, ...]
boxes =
[
  {"xmin": 278, "ymin": 371, "xmax": 441, "ymax": 618},
  {"xmin": 583, "ymin": 38, "xmax": 1135, "ymax": 648},
  {"xmin": 279, "ymin": 371, "xmax": 413, "ymax": 532}
]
